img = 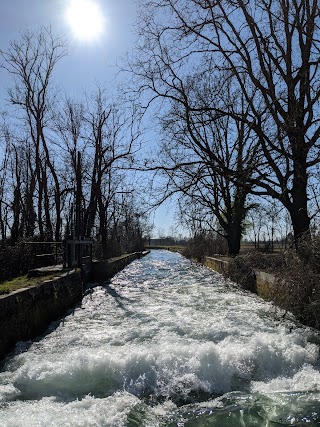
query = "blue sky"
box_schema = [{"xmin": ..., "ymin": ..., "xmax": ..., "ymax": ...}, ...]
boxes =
[
  {"xmin": 0, "ymin": 0, "xmax": 178, "ymax": 237},
  {"xmin": 0, "ymin": 0, "xmax": 137, "ymax": 96}
]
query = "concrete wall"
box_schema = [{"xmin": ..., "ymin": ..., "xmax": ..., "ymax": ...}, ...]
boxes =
[
  {"xmin": 203, "ymin": 256, "xmax": 276, "ymax": 299},
  {"xmin": 203, "ymin": 256, "xmax": 229, "ymax": 275},
  {"xmin": 91, "ymin": 251, "xmax": 149, "ymax": 282},
  {"xmin": 254, "ymin": 270, "xmax": 277, "ymax": 300},
  {"xmin": 0, "ymin": 270, "xmax": 82, "ymax": 361}
]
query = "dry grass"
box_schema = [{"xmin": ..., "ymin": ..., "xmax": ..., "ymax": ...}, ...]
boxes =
[
  {"xmin": 229, "ymin": 246, "xmax": 320, "ymax": 329},
  {"xmin": 0, "ymin": 274, "xmax": 58, "ymax": 296}
]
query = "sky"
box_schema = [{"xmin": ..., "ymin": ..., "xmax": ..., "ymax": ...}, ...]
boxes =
[
  {"xmin": 0, "ymin": 0, "xmax": 137, "ymax": 97},
  {"xmin": 0, "ymin": 0, "xmax": 179, "ymax": 238}
]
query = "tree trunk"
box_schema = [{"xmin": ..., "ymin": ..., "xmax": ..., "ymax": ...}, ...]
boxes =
[
  {"xmin": 224, "ymin": 187, "xmax": 247, "ymax": 256},
  {"xmin": 289, "ymin": 137, "xmax": 311, "ymax": 254},
  {"xmin": 226, "ymin": 222, "xmax": 242, "ymax": 256},
  {"xmin": 11, "ymin": 186, "xmax": 21, "ymax": 244},
  {"xmin": 42, "ymin": 167, "xmax": 53, "ymax": 241},
  {"xmin": 0, "ymin": 201, "xmax": 5, "ymax": 240}
]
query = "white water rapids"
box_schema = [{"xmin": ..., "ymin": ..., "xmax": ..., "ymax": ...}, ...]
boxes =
[{"xmin": 1, "ymin": 250, "xmax": 320, "ymax": 426}]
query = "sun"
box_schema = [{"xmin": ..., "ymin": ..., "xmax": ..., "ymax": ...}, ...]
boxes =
[{"xmin": 65, "ymin": 0, "xmax": 105, "ymax": 42}]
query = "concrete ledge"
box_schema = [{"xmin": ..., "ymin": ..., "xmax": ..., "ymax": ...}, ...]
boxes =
[
  {"xmin": 203, "ymin": 256, "xmax": 230, "ymax": 275},
  {"xmin": 254, "ymin": 270, "xmax": 277, "ymax": 300},
  {"xmin": 91, "ymin": 251, "xmax": 149, "ymax": 282},
  {"xmin": 0, "ymin": 270, "xmax": 82, "ymax": 361},
  {"xmin": 203, "ymin": 256, "xmax": 277, "ymax": 300}
]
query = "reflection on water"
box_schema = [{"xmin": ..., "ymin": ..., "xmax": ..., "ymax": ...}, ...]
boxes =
[{"xmin": 0, "ymin": 250, "xmax": 320, "ymax": 426}]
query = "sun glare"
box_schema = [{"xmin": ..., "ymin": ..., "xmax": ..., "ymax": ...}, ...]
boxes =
[{"xmin": 66, "ymin": 0, "xmax": 105, "ymax": 41}]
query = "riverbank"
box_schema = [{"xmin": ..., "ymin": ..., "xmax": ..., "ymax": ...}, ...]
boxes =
[
  {"xmin": 201, "ymin": 250, "xmax": 320, "ymax": 331},
  {"xmin": 203, "ymin": 255, "xmax": 276, "ymax": 299},
  {"xmin": 0, "ymin": 251, "xmax": 150, "ymax": 361}
]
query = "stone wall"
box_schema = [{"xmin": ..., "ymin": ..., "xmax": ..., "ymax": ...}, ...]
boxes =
[{"xmin": 0, "ymin": 270, "xmax": 82, "ymax": 361}]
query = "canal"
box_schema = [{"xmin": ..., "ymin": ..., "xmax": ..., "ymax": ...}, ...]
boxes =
[{"xmin": 0, "ymin": 250, "xmax": 320, "ymax": 426}]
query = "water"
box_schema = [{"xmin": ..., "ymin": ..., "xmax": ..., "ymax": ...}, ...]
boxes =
[{"xmin": 0, "ymin": 250, "xmax": 320, "ymax": 426}]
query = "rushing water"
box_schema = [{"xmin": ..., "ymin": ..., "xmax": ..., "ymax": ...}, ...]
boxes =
[{"xmin": 1, "ymin": 250, "xmax": 320, "ymax": 426}]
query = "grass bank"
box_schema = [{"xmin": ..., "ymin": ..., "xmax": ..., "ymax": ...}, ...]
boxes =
[{"xmin": 0, "ymin": 273, "xmax": 63, "ymax": 295}]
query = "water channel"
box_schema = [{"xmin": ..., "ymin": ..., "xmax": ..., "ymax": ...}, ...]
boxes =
[{"xmin": 1, "ymin": 250, "xmax": 320, "ymax": 426}]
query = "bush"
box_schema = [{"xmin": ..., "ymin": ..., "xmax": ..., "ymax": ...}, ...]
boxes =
[
  {"xmin": 271, "ymin": 250, "xmax": 320, "ymax": 328},
  {"xmin": 182, "ymin": 233, "xmax": 228, "ymax": 262},
  {"xmin": 228, "ymin": 256, "xmax": 256, "ymax": 292},
  {"xmin": 0, "ymin": 241, "xmax": 38, "ymax": 283},
  {"xmin": 228, "ymin": 243, "xmax": 320, "ymax": 330},
  {"xmin": 236, "ymin": 252, "xmax": 285, "ymax": 273}
]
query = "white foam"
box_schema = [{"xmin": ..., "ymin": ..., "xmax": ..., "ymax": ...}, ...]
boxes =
[
  {"xmin": 252, "ymin": 364, "xmax": 320, "ymax": 393},
  {"xmin": 1, "ymin": 250, "xmax": 320, "ymax": 425},
  {"xmin": 0, "ymin": 392, "xmax": 142, "ymax": 427}
]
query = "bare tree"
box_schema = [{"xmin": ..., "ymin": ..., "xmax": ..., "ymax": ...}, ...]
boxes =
[
  {"xmin": 132, "ymin": 0, "xmax": 320, "ymax": 253},
  {"xmin": 154, "ymin": 106, "xmax": 258, "ymax": 255},
  {"xmin": 1, "ymin": 27, "xmax": 67, "ymax": 240},
  {"xmin": 0, "ymin": 118, "xmax": 11, "ymax": 240},
  {"xmin": 54, "ymin": 97, "xmax": 86, "ymax": 233},
  {"xmin": 128, "ymin": 52, "xmax": 259, "ymax": 254},
  {"xmin": 0, "ymin": 112, "xmax": 39, "ymax": 241}
]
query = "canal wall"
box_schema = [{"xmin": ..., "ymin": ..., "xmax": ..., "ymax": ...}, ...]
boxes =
[
  {"xmin": 203, "ymin": 256, "xmax": 229, "ymax": 276},
  {"xmin": 0, "ymin": 251, "xmax": 150, "ymax": 361},
  {"xmin": 203, "ymin": 256, "xmax": 276, "ymax": 300},
  {"xmin": 0, "ymin": 269, "xmax": 82, "ymax": 361},
  {"xmin": 91, "ymin": 251, "xmax": 149, "ymax": 282}
]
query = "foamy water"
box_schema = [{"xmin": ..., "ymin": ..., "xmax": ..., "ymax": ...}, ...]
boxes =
[{"xmin": 0, "ymin": 250, "xmax": 320, "ymax": 426}]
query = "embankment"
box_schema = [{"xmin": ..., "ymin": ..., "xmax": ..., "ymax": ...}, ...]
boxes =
[{"xmin": 203, "ymin": 256, "xmax": 276, "ymax": 300}]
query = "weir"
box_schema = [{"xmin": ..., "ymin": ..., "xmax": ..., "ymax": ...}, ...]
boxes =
[{"xmin": 0, "ymin": 250, "xmax": 320, "ymax": 426}]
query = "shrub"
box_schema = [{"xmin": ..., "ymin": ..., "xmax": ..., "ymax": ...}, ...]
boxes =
[
  {"xmin": 228, "ymin": 256, "xmax": 256, "ymax": 292},
  {"xmin": 271, "ymin": 250, "xmax": 320, "ymax": 329},
  {"xmin": 228, "ymin": 244, "xmax": 320, "ymax": 330},
  {"xmin": 182, "ymin": 232, "xmax": 228, "ymax": 261},
  {"xmin": 0, "ymin": 241, "xmax": 38, "ymax": 283}
]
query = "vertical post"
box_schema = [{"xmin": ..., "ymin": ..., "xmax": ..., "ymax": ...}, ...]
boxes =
[
  {"xmin": 63, "ymin": 239, "xmax": 66, "ymax": 268},
  {"xmin": 75, "ymin": 151, "xmax": 82, "ymax": 267},
  {"xmin": 55, "ymin": 243, "xmax": 58, "ymax": 265}
]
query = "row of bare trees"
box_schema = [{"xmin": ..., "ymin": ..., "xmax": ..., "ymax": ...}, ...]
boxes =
[
  {"xmin": 127, "ymin": 0, "xmax": 320, "ymax": 256},
  {"xmin": 0, "ymin": 27, "xmax": 145, "ymax": 257}
]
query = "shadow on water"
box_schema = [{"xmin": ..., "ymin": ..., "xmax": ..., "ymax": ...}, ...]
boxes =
[
  {"xmin": 103, "ymin": 284, "xmax": 158, "ymax": 327},
  {"xmin": 0, "ymin": 300, "xmax": 84, "ymax": 369},
  {"xmin": 100, "ymin": 282, "xmax": 138, "ymax": 318}
]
